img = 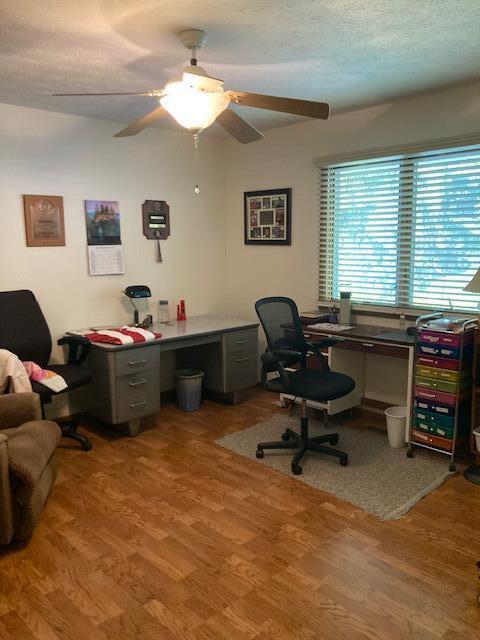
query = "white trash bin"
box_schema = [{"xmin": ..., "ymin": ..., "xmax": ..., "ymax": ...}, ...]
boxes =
[
  {"xmin": 473, "ymin": 427, "xmax": 480, "ymax": 453},
  {"xmin": 384, "ymin": 406, "xmax": 407, "ymax": 448}
]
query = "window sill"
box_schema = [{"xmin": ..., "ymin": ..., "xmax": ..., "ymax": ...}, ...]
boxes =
[{"xmin": 317, "ymin": 301, "xmax": 477, "ymax": 321}]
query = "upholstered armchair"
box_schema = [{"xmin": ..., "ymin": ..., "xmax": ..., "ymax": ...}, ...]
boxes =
[{"xmin": 0, "ymin": 393, "xmax": 61, "ymax": 545}]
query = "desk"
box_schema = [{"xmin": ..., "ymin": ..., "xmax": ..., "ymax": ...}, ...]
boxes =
[
  {"xmin": 281, "ymin": 324, "xmax": 415, "ymax": 440},
  {"xmin": 75, "ymin": 316, "xmax": 259, "ymax": 436}
]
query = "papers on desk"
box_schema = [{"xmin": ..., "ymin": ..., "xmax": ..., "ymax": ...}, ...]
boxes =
[{"xmin": 307, "ymin": 322, "xmax": 354, "ymax": 332}]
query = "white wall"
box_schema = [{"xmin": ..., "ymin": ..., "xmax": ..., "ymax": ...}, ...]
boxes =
[
  {"xmin": 0, "ymin": 103, "xmax": 226, "ymax": 414},
  {"xmin": 0, "ymin": 103, "xmax": 226, "ymax": 351},
  {"xmin": 223, "ymin": 82, "xmax": 480, "ymax": 404}
]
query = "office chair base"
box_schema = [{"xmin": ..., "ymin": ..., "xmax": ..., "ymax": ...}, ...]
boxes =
[
  {"xmin": 60, "ymin": 421, "xmax": 93, "ymax": 451},
  {"xmin": 256, "ymin": 427, "xmax": 348, "ymax": 474}
]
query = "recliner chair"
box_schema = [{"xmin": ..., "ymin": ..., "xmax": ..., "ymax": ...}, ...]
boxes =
[
  {"xmin": 0, "ymin": 290, "xmax": 93, "ymax": 451},
  {"xmin": 255, "ymin": 296, "xmax": 355, "ymax": 474}
]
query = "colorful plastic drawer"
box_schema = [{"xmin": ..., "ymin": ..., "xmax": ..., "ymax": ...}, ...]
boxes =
[
  {"xmin": 415, "ymin": 365, "xmax": 462, "ymax": 383},
  {"xmin": 415, "ymin": 376, "xmax": 458, "ymax": 394},
  {"xmin": 418, "ymin": 330, "xmax": 474, "ymax": 347},
  {"xmin": 416, "ymin": 354, "xmax": 460, "ymax": 371},
  {"xmin": 417, "ymin": 343, "xmax": 460, "ymax": 359},
  {"xmin": 414, "ymin": 418, "xmax": 454, "ymax": 440},
  {"xmin": 412, "ymin": 429, "xmax": 453, "ymax": 451},
  {"xmin": 413, "ymin": 408, "xmax": 454, "ymax": 429},
  {"xmin": 414, "ymin": 386, "xmax": 457, "ymax": 406},
  {"xmin": 414, "ymin": 397, "xmax": 455, "ymax": 416}
]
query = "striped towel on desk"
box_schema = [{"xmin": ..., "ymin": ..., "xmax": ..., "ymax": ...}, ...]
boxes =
[{"xmin": 84, "ymin": 326, "xmax": 162, "ymax": 345}]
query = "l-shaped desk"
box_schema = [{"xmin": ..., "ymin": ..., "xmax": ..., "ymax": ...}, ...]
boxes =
[{"xmin": 76, "ymin": 316, "xmax": 259, "ymax": 436}]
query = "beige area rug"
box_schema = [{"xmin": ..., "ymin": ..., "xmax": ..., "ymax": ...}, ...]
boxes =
[{"xmin": 216, "ymin": 414, "xmax": 454, "ymax": 520}]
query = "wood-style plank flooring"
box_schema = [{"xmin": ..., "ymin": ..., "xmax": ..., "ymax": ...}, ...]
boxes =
[{"xmin": 1, "ymin": 389, "xmax": 480, "ymax": 639}]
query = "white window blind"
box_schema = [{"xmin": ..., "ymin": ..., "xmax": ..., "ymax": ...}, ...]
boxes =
[{"xmin": 318, "ymin": 145, "xmax": 480, "ymax": 311}]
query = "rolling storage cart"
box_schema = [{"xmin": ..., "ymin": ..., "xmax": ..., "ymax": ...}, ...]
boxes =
[{"xmin": 407, "ymin": 312, "xmax": 477, "ymax": 472}]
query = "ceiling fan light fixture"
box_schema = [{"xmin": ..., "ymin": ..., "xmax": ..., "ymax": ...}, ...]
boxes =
[{"xmin": 160, "ymin": 81, "xmax": 230, "ymax": 132}]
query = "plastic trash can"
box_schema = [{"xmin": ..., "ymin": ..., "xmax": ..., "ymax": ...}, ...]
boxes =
[
  {"xmin": 473, "ymin": 427, "xmax": 480, "ymax": 453},
  {"xmin": 176, "ymin": 369, "xmax": 204, "ymax": 411},
  {"xmin": 384, "ymin": 406, "xmax": 407, "ymax": 448}
]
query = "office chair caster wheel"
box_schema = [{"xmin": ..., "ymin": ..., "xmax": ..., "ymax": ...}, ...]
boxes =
[
  {"xmin": 82, "ymin": 441, "xmax": 93, "ymax": 452},
  {"xmin": 256, "ymin": 449, "xmax": 264, "ymax": 459},
  {"xmin": 281, "ymin": 431, "xmax": 290, "ymax": 441},
  {"xmin": 407, "ymin": 448, "xmax": 414, "ymax": 458},
  {"xmin": 291, "ymin": 462, "xmax": 302, "ymax": 475},
  {"xmin": 339, "ymin": 454, "xmax": 348, "ymax": 466},
  {"xmin": 329, "ymin": 434, "xmax": 339, "ymax": 446},
  {"xmin": 449, "ymin": 463, "xmax": 456, "ymax": 473}
]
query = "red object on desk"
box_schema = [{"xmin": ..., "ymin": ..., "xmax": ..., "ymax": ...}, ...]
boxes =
[{"xmin": 180, "ymin": 299, "xmax": 186, "ymax": 320}]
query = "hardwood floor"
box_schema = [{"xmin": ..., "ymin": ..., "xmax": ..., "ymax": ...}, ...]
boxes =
[{"xmin": 1, "ymin": 389, "xmax": 480, "ymax": 639}]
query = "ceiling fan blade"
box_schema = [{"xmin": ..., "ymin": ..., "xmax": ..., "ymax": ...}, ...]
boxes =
[
  {"xmin": 53, "ymin": 91, "xmax": 161, "ymax": 97},
  {"xmin": 226, "ymin": 91, "xmax": 329, "ymax": 119},
  {"xmin": 216, "ymin": 108, "xmax": 264, "ymax": 144},
  {"xmin": 114, "ymin": 106, "xmax": 167, "ymax": 137}
]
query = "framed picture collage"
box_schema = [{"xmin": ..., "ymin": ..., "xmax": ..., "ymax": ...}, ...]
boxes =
[{"xmin": 244, "ymin": 187, "xmax": 291, "ymax": 245}]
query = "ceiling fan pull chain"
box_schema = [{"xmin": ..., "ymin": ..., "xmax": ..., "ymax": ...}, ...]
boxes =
[{"xmin": 193, "ymin": 133, "xmax": 200, "ymax": 194}]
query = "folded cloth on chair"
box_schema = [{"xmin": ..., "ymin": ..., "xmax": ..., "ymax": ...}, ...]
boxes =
[
  {"xmin": 4, "ymin": 420, "xmax": 61, "ymax": 487},
  {"xmin": 83, "ymin": 327, "xmax": 161, "ymax": 345}
]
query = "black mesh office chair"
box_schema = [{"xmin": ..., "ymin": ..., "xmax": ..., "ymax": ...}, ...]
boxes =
[
  {"xmin": 0, "ymin": 290, "xmax": 93, "ymax": 451},
  {"xmin": 255, "ymin": 296, "xmax": 355, "ymax": 474}
]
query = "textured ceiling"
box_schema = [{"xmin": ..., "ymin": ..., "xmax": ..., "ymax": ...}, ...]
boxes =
[{"xmin": 1, "ymin": 0, "xmax": 480, "ymax": 137}]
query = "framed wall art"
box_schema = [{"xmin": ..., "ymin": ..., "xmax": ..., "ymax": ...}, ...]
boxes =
[
  {"xmin": 23, "ymin": 194, "xmax": 65, "ymax": 247},
  {"xmin": 244, "ymin": 187, "xmax": 291, "ymax": 245}
]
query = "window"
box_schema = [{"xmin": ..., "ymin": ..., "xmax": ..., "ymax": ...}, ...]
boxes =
[{"xmin": 318, "ymin": 145, "xmax": 480, "ymax": 311}]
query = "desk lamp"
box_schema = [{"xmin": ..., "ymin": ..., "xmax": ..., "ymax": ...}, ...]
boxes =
[
  {"xmin": 463, "ymin": 268, "xmax": 480, "ymax": 484},
  {"xmin": 123, "ymin": 285, "xmax": 151, "ymax": 326}
]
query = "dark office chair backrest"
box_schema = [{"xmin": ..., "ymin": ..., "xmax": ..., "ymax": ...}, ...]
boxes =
[
  {"xmin": 0, "ymin": 290, "xmax": 52, "ymax": 367},
  {"xmin": 255, "ymin": 296, "xmax": 308, "ymax": 355}
]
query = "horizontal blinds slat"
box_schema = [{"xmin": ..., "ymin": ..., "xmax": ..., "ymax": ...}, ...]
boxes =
[{"xmin": 318, "ymin": 144, "xmax": 480, "ymax": 310}]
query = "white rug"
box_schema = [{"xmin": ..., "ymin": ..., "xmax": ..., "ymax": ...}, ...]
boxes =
[{"xmin": 216, "ymin": 414, "xmax": 454, "ymax": 520}]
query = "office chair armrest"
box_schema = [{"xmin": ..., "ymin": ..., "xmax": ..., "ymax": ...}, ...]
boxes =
[
  {"xmin": 57, "ymin": 335, "xmax": 91, "ymax": 366},
  {"xmin": 261, "ymin": 350, "xmax": 292, "ymax": 392},
  {"xmin": 304, "ymin": 341, "xmax": 340, "ymax": 370}
]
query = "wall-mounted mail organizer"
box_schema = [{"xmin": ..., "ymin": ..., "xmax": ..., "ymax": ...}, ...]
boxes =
[{"xmin": 408, "ymin": 312, "xmax": 477, "ymax": 472}]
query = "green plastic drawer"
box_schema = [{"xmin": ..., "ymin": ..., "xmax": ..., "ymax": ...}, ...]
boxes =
[
  {"xmin": 414, "ymin": 418, "xmax": 454, "ymax": 439},
  {"xmin": 415, "ymin": 376, "xmax": 458, "ymax": 395},
  {"xmin": 413, "ymin": 408, "xmax": 454, "ymax": 429},
  {"xmin": 415, "ymin": 365, "xmax": 461, "ymax": 383}
]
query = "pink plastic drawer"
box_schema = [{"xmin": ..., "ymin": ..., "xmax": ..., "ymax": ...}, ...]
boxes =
[
  {"xmin": 414, "ymin": 386, "xmax": 457, "ymax": 406},
  {"xmin": 416, "ymin": 354, "xmax": 460, "ymax": 371},
  {"xmin": 418, "ymin": 330, "xmax": 473, "ymax": 347},
  {"xmin": 419, "ymin": 330, "xmax": 461, "ymax": 346}
]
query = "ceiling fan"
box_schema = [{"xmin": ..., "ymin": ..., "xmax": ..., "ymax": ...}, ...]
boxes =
[{"xmin": 54, "ymin": 28, "xmax": 330, "ymax": 144}]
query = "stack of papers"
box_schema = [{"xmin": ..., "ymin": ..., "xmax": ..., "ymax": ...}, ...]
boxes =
[{"xmin": 307, "ymin": 322, "xmax": 354, "ymax": 332}]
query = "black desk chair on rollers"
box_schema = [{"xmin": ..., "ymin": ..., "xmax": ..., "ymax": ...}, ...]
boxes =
[
  {"xmin": 0, "ymin": 290, "xmax": 93, "ymax": 451},
  {"xmin": 255, "ymin": 296, "xmax": 355, "ymax": 475}
]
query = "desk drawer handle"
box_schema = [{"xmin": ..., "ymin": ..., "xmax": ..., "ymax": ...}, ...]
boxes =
[
  {"xmin": 236, "ymin": 339, "xmax": 250, "ymax": 344},
  {"xmin": 128, "ymin": 359, "xmax": 147, "ymax": 366},
  {"xmin": 362, "ymin": 343, "xmax": 375, "ymax": 348},
  {"xmin": 236, "ymin": 356, "xmax": 250, "ymax": 363},
  {"xmin": 129, "ymin": 400, "xmax": 147, "ymax": 408},
  {"xmin": 129, "ymin": 379, "xmax": 146, "ymax": 387}
]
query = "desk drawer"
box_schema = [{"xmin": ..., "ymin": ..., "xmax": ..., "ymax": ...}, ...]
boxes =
[
  {"xmin": 226, "ymin": 328, "xmax": 258, "ymax": 354},
  {"xmin": 335, "ymin": 340, "xmax": 408, "ymax": 359},
  {"xmin": 115, "ymin": 345, "xmax": 157, "ymax": 376},
  {"xmin": 225, "ymin": 351, "xmax": 257, "ymax": 391},
  {"xmin": 116, "ymin": 386, "xmax": 160, "ymax": 423}
]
